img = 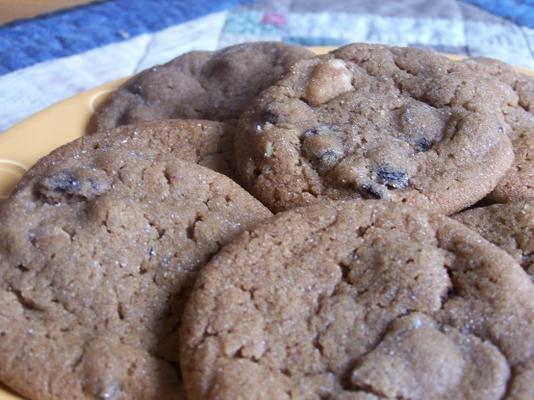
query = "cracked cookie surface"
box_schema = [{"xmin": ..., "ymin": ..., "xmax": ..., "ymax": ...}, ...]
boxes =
[
  {"xmin": 93, "ymin": 42, "xmax": 313, "ymax": 131},
  {"xmin": 0, "ymin": 137, "xmax": 271, "ymax": 399},
  {"xmin": 179, "ymin": 200, "xmax": 534, "ymax": 400},
  {"xmin": 55, "ymin": 119, "xmax": 236, "ymax": 179},
  {"xmin": 235, "ymin": 43, "xmax": 514, "ymax": 213},
  {"xmin": 462, "ymin": 57, "xmax": 534, "ymax": 203},
  {"xmin": 454, "ymin": 200, "xmax": 534, "ymax": 282}
]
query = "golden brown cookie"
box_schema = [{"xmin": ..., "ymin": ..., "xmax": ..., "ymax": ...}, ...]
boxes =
[
  {"xmin": 234, "ymin": 43, "xmax": 513, "ymax": 213},
  {"xmin": 180, "ymin": 200, "xmax": 533, "ymax": 400},
  {"xmin": 94, "ymin": 42, "xmax": 314, "ymax": 131},
  {"xmin": 80, "ymin": 119, "xmax": 236, "ymax": 178},
  {"xmin": 0, "ymin": 133, "xmax": 271, "ymax": 399},
  {"xmin": 462, "ymin": 57, "xmax": 534, "ymax": 203},
  {"xmin": 454, "ymin": 200, "xmax": 534, "ymax": 281}
]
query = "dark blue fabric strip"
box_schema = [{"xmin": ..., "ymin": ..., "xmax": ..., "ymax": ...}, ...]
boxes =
[
  {"xmin": 461, "ymin": 0, "xmax": 534, "ymax": 28},
  {"xmin": 0, "ymin": 0, "xmax": 253, "ymax": 75}
]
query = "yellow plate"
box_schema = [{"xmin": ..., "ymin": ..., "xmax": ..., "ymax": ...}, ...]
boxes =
[
  {"xmin": 0, "ymin": 77, "xmax": 127, "ymax": 199},
  {"xmin": 0, "ymin": 48, "xmax": 532, "ymax": 399}
]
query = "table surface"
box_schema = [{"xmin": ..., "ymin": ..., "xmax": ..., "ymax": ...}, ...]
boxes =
[{"xmin": 0, "ymin": 0, "xmax": 95, "ymax": 24}]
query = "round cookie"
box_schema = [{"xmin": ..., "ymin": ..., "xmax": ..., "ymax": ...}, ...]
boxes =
[
  {"xmin": 180, "ymin": 200, "xmax": 534, "ymax": 400},
  {"xmin": 234, "ymin": 43, "xmax": 514, "ymax": 213},
  {"xmin": 94, "ymin": 42, "xmax": 314, "ymax": 131},
  {"xmin": 32, "ymin": 119, "xmax": 236, "ymax": 180},
  {"xmin": 462, "ymin": 57, "xmax": 534, "ymax": 203},
  {"xmin": 454, "ymin": 200, "xmax": 534, "ymax": 281},
  {"xmin": 0, "ymin": 138, "xmax": 271, "ymax": 399}
]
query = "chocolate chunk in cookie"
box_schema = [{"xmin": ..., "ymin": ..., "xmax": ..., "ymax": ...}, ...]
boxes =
[
  {"xmin": 235, "ymin": 43, "xmax": 514, "ymax": 213},
  {"xmin": 22, "ymin": 119, "xmax": 236, "ymax": 183},
  {"xmin": 0, "ymin": 135, "xmax": 271, "ymax": 399},
  {"xmin": 36, "ymin": 169, "xmax": 111, "ymax": 203}
]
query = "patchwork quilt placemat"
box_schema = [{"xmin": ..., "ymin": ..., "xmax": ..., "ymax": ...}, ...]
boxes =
[{"xmin": 0, "ymin": 0, "xmax": 532, "ymax": 132}]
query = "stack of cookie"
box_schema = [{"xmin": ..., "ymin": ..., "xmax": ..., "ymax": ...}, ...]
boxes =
[{"xmin": 0, "ymin": 42, "xmax": 532, "ymax": 400}]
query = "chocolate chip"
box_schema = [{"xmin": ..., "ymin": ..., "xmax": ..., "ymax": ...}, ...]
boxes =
[
  {"xmin": 36, "ymin": 170, "xmax": 110, "ymax": 202},
  {"xmin": 303, "ymin": 128, "xmax": 319, "ymax": 138},
  {"xmin": 360, "ymin": 183, "xmax": 386, "ymax": 199},
  {"xmin": 413, "ymin": 137, "xmax": 432, "ymax": 152},
  {"xmin": 375, "ymin": 165, "xmax": 408, "ymax": 189},
  {"xmin": 39, "ymin": 171, "xmax": 81, "ymax": 195},
  {"xmin": 130, "ymin": 83, "xmax": 143, "ymax": 96},
  {"xmin": 264, "ymin": 109, "xmax": 278, "ymax": 124}
]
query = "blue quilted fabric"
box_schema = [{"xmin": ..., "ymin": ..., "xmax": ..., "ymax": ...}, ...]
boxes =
[
  {"xmin": 0, "ymin": 0, "xmax": 532, "ymax": 132},
  {"xmin": 461, "ymin": 0, "xmax": 534, "ymax": 28},
  {"xmin": 0, "ymin": 0, "xmax": 253, "ymax": 74}
]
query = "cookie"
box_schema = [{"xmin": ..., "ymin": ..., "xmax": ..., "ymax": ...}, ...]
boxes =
[
  {"xmin": 234, "ymin": 43, "xmax": 514, "ymax": 213},
  {"xmin": 454, "ymin": 201, "xmax": 534, "ymax": 281},
  {"xmin": 462, "ymin": 57, "xmax": 534, "ymax": 203},
  {"xmin": 0, "ymin": 137, "xmax": 271, "ymax": 399},
  {"xmin": 45, "ymin": 119, "xmax": 235, "ymax": 179},
  {"xmin": 94, "ymin": 42, "xmax": 313, "ymax": 131},
  {"xmin": 180, "ymin": 200, "xmax": 533, "ymax": 400}
]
